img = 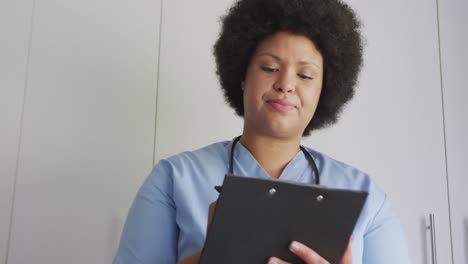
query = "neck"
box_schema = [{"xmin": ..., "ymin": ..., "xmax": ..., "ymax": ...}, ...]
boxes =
[{"xmin": 239, "ymin": 130, "xmax": 301, "ymax": 179}]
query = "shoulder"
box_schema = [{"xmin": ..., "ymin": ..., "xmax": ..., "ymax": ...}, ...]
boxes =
[
  {"xmin": 144, "ymin": 141, "xmax": 231, "ymax": 188},
  {"xmin": 161, "ymin": 141, "xmax": 230, "ymax": 171}
]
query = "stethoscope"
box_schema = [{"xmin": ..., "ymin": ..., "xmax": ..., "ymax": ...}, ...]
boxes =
[{"xmin": 228, "ymin": 136, "xmax": 321, "ymax": 185}]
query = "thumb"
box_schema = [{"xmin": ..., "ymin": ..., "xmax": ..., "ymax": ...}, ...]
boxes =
[
  {"xmin": 340, "ymin": 236, "xmax": 353, "ymax": 264},
  {"xmin": 207, "ymin": 200, "xmax": 217, "ymax": 232}
]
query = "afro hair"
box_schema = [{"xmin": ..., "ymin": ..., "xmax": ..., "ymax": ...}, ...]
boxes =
[{"xmin": 213, "ymin": 0, "xmax": 364, "ymax": 136}]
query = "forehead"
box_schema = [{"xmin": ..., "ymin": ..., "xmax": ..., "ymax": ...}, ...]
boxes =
[{"xmin": 253, "ymin": 31, "xmax": 323, "ymax": 63}]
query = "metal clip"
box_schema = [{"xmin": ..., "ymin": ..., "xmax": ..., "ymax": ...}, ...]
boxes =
[{"xmin": 269, "ymin": 188, "xmax": 276, "ymax": 195}]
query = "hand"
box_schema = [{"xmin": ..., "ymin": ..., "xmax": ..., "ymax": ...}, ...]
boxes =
[
  {"xmin": 207, "ymin": 200, "xmax": 217, "ymax": 231},
  {"xmin": 177, "ymin": 200, "xmax": 218, "ymax": 264},
  {"xmin": 267, "ymin": 238, "xmax": 353, "ymax": 264},
  {"xmin": 177, "ymin": 251, "xmax": 201, "ymax": 264}
]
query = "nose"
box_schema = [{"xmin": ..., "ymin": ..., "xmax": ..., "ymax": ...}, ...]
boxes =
[{"xmin": 273, "ymin": 70, "xmax": 296, "ymax": 93}]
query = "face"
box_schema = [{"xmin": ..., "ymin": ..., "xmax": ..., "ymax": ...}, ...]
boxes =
[{"xmin": 242, "ymin": 31, "xmax": 324, "ymax": 139}]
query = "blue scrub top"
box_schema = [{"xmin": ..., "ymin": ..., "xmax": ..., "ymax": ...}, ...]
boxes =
[{"xmin": 113, "ymin": 140, "xmax": 411, "ymax": 264}]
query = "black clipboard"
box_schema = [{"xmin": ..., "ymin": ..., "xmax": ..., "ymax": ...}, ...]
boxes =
[{"xmin": 200, "ymin": 174, "xmax": 368, "ymax": 264}]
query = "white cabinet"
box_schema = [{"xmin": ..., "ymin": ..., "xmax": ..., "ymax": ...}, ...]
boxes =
[
  {"xmin": 0, "ymin": 1, "xmax": 34, "ymax": 263},
  {"xmin": 438, "ymin": 0, "xmax": 468, "ymax": 263},
  {"xmin": 155, "ymin": 0, "xmax": 452, "ymax": 263},
  {"xmin": 5, "ymin": 1, "xmax": 161, "ymax": 263}
]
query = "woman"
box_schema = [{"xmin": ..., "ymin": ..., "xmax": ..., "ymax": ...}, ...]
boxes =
[{"xmin": 113, "ymin": 0, "xmax": 410, "ymax": 263}]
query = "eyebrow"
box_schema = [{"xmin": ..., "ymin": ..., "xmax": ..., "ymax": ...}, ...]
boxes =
[{"xmin": 256, "ymin": 52, "xmax": 321, "ymax": 68}]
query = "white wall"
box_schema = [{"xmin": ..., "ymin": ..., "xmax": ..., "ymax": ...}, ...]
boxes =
[
  {"xmin": 154, "ymin": 0, "xmax": 242, "ymax": 162},
  {"xmin": 0, "ymin": 1, "xmax": 35, "ymax": 263}
]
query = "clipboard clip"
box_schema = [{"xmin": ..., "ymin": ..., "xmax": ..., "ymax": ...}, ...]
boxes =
[{"xmin": 216, "ymin": 186, "xmax": 326, "ymax": 203}]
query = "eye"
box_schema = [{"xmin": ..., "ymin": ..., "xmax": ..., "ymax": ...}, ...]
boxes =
[
  {"xmin": 298, "ymin": 73, "xmax": 313, "ymax": 80},
  {"xmin": 260, "ymin": 66, "xmax": 279, "ymax": 73}
]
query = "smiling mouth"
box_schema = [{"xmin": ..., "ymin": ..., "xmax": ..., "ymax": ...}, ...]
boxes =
[{"xmin": 267, "ymin": 99, "xmax": 295, "ymax": 112}]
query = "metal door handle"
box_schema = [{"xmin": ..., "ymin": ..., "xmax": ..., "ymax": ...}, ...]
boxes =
[{"xmin": 428, "ymin": 214, "xmax": 438, "ymax": 264}]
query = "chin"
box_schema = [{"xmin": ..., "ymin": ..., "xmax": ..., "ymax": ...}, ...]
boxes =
[
  {"xmin": 245, "ymin": 116, "xmax": 303, "ymax": 139},
  {"xmin": 263, "ymin": 126, "xmax": 302, "ymax": 140}
]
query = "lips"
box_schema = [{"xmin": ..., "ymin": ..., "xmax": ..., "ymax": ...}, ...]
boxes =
[{"xmin": 267, "ymin": 99, "xmax": 295, "ymax": 112}]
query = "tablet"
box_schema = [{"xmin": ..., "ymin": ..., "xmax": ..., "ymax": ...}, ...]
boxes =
[{"xmin": 200, "ymin": 174, "xmax": 368, "ymax": 264}]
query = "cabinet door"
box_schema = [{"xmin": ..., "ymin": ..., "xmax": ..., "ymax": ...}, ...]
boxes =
[
  {"xmin": 6, "ymin": 1, "xmax": 161, "ymax": 263},
  {"xmin": 155, "ymin": 0, "xmax": 452, "ymax": 263},
  {"xmin": 438, "ymin": 0, "xmax": 468, "ymax": 263},
  {"xmin": 0, "ymin": 1, "xmax": 34, "ymax": 263}
]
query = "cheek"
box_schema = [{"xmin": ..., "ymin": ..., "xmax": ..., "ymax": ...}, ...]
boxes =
[
  {"xmin": 244, "ymin": 81, "xmax": 266, "ymax": 104},
  {"xmin": 242, "ymin": 87, "xmax": 259, "ymax": 113},
  {"xmin": 301, "ymin": 88, "xmax": 321, "ymax": 115}
]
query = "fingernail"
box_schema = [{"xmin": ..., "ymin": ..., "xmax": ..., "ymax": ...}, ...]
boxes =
[
  {"xmin": 289, "ymin": 241, "xmax": 300, "ymax": 252},
  {"xmin": 268, "ymin": 258, "xmax": 279, "ymax": 264}
]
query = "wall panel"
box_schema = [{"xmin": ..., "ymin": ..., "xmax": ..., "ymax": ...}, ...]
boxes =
[
  {"xmin": 0, "ymin": 1, "xmax": 34, "ymax": 263},
  {"xmin": 6, "ymin": 1, "xmax": 161, "ymax": 263},
  {"xmin": 438, "ymin": 0, "xmax": 468, "ymax": 263}
]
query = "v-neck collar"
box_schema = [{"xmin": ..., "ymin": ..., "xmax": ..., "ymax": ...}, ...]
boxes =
[{"xmin": 231, "ymin": 140, "xmax": 310, "ymax": 181}]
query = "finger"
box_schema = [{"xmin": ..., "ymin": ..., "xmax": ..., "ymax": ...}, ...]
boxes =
[
  {"xmin": 289, "ymin": 241, "xmax": 330, "ymax": 264},
  {"xmin": 206, "ymin": 200, "xmax": 217, "ymax": 232},
  {"xmin": 340, "ymin": 236, "xmax": 353, "ymax": 264},
  {"xmin": 267, "ymin": 257, "xmax": 291, "ymax": 264},
  {"xmin": 177, "ymin": 251, "xmax": 201, "ymax": 264}
]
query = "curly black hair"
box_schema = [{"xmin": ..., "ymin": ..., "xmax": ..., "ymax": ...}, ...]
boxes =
[{"xmin": 214, "ymin": 0, "xmax": 363, "ymax": 136}]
